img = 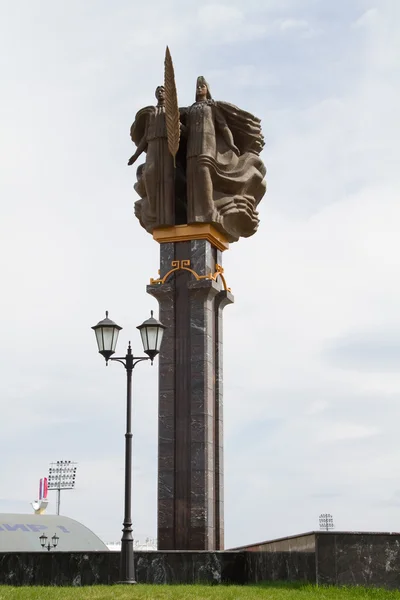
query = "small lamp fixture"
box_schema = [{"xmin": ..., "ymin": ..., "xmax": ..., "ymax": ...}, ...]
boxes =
[
  {"xmin": 39, "ymin": 532, "xmax": 60, "ymax": 551},
  {"xmin": 137, "ymin": 311, "xmax": 166, "ymax": 362},
  {"xmin": 92, "ymin": 311, "xmax": 122, "ymax": 362}
]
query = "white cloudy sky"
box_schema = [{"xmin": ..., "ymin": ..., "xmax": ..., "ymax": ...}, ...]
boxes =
[{"xmin": 0, "ymin": 0, "xmax": 399, "ymax": 548}]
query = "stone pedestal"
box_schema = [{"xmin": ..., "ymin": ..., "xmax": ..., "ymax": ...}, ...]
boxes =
[{"xmin": 147, "ymin": 228, "xmax": 233, "ymax": 551}]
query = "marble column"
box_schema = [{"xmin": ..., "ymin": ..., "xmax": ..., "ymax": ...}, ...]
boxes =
[{"xmin": 147, "ymin": 238, "xmax": 233, "ymax": 551}]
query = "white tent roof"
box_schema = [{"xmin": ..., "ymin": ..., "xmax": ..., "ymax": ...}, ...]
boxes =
[{"xmin": 0, "ymin": 514, "xmax": 108, "ymax": 552}]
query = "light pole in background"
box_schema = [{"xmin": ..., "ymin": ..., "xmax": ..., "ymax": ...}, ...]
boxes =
[
  {"xmin": 47, "ymin": 461, "xmax": 77, "ymax": 515},
  {"xmin": 39, "ymin": 532, "xmax": 59, "ymax": 551},
  {"xmin": 319, "ymin": 513, "xmax": 335, "ymax": 531},
  {"xmin": 92, "ymin": 310, "xmax": 165, "ymax": 585}
]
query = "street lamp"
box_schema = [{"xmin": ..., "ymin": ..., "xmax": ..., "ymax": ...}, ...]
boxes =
[
  {"xmin": 92, "ymin": 310, "xmax": 165, "ymax": 584},
  {"xmin": 39, "ymin": 533, "xmax": 59, "ymax": 551}
]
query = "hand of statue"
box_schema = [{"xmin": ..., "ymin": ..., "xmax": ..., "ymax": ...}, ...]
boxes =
[
  {"xmin": 231, "ymin": 145, "xmax": 240, "ymax": 157},
  {"xmin": 128, "ymin": 155, "xmax": 137, "ymax": 166}
]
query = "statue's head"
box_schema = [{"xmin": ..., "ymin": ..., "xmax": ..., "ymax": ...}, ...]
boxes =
[
  {"xmin": 196, "ymin": 76, "xmax": 211, "ymax": 101},
  {"xmin": 155, "ymin": 85, "xmax": 165, "ymax": 103}
]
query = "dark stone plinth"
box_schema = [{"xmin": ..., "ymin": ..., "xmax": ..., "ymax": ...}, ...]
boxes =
[
  {"xmin": 245, "ymin": 551, "xmax": 316, "ymax": 584},
  {"xmin": 135, "ymin": 551, "xmax": 245, "ymax": 584},
  {"xmin": 7, "ymin": 532, "xmax": 400, "ymax": 587},
  {"xmin": 316, "ymin": 532, "xmax": 400, "ymax": 589},
  {"xmin": 0, "ymin": 551, "xmax": 244, "ymax": 586},
  {"xmin": 234, "ymin": 530, "xmax": 400, "ymax": 590},
  {"xmin": 0, "ymin": 552, "xmax": 119, "ymax": 586},
  {"xmin": 148, "ymin": 239, "xmax": 233, "ymax": 551}
]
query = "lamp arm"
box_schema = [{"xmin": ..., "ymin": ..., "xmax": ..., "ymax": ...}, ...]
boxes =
[
  {"xmin": 109, "ymin": 358, "xmax": 128, "ymax": 368},
  {"xmin": 132, "ymin": 357, "xmax": 150, "ymax": 369},
  {"xmin": 109, "ymin": 356, "xmax": 150, "ymax": 370}
]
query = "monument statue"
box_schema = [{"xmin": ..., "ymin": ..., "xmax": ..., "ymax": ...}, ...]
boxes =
[
  {"xmin": 181, "ymin": 76, "xmax": 266, "ymax": 242},
  {"xmin": 128, "ymin": 49, "xmax": 267, "ymax": 551},
  {"xmin": 129, "ymin": 56, "xmax": 266, "ymax": 243},
  {"xmin": 128, "ymin": 85, "xmax": 175, "ymax": 232}
]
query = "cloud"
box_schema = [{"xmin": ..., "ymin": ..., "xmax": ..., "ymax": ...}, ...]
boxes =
[
  {"xmin": 0, "ymin": 0, "xmax": 400, "ymax": 548},
  {"xmin": 277, "ymin": 18, "xmax": 319, "ymax": 37},
  {"xmin": 279, "ymin": 18, "xmax": 309, "ymax": 31},
  {"xmin": 315, "ymin": 423, "xmax": 380, "ymax": 443},
  {"xmin": 375, "ymin": 491, "xmax": 400, "ymax": 509},
  {"xmin": 206, "ymin": 65, "xmax": 280, "ymax": 89},
  {"xmin": 323, "ymin": 332, "xmax": 400, "ymax": 373},
  {"xmin": 311, "ymin": 493, "xmax": 342, "ymax": 499},
  {"xmin": 197, "ymin": 4, "xmax": 244, "ymax": 29},
  {"xmin": 305, "ymin": 401, "xmax": 330, "ymax": 415},
  {"xmin": 353, "ymin": 8, "xmax": 379, "ymax": 29}
]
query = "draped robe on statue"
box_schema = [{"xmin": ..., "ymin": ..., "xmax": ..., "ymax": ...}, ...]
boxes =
[
  {"xmin": 130, "ymin": 105, "xmax": 175, "ymax": 231},
  {"xmin": 183, "ymin": 99, "xmax": 266, "ymax": 242}
]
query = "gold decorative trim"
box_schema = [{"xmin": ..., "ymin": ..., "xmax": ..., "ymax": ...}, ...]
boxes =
[
  {"xmin": 150, "ymin": 260, "xmax": 231, "ymax": 292},
  {"xmin": 152, "ymin": 224, "xmax": 229, "ymax": 252}
]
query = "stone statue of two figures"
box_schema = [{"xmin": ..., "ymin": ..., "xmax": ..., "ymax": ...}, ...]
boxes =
[{"xmin": 128, "ymin": 71, "xmax": 266, "ymax": 243}]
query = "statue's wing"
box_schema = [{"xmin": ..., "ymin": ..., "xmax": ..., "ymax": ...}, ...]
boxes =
[
  {"xmin": 164, "ymin": 46, "xmax": 180, "ymax": 165},
  {"xmin": 130, "ymin": 106, "xmax": 154, "ymax": 146},
  {"xmin": 216, "ymin": 101, "xmax": 265, "ymax": 155}
]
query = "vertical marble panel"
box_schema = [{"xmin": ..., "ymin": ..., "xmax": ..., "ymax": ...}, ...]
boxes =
[
  {"xmin": 173, "ymin": 243, "xmax": 191, "ymax": 551},
  {"xmin": 214, "ymin": 290, "xmax": 234, "ymax": 549},
  {"xmin": 316, "ymin": 532, "xmax": 400, "ymax": 589},
  {"xmin": 147, "ymin": 254, "xmax": 177, "ymax": 551},
  {"xmin": 159, "ymin": 242, "xmax": 175, "ymax": 278},
  {"xmin": 190, "ymin": 239, "xmax": 217, "ymax": 276},
  {"xmin": 188, "ymin": 276, "xmax": 218, "ymax": 550}
]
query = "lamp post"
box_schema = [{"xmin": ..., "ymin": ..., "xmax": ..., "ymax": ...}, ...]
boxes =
[
  {"xmin": 92, "ymin": 310, "xmax": 165, "ymax": 584},
  {"xmin": 39, "ymin": 533, "xmax": 59, "ymax": 551}
]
